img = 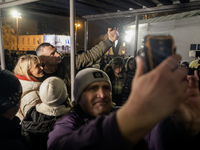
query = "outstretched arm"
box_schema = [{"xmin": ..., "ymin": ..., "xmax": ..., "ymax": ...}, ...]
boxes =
[
  {"xmin": 116, "ymin": 54, "xmax": 188, "ymax": 144},
  {"xmin": 75, "ymin": 28, "xmax": 119, "ymax": 70}
]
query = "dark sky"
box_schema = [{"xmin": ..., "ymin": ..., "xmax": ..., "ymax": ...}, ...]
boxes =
[
  {"xmin": 2, "ymin": 6, "xmax": 132, "ymax": 50},
  {"xmin": 74, "ymin": 18, "xmax": 126, "ymax": 50}
]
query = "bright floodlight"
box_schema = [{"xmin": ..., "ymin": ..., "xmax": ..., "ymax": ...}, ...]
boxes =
[
  {"xmin": 12, "ymin": 11, "xmax": 21, "ymax": 18},
  {"xmin": 124, "ymin": 30, "xmax": 134, "ymax": 43}
]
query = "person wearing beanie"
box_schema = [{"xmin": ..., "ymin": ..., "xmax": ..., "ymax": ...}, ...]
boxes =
[
  {"xmin": 48, "ymin": 55, "xmax": 200, "ymax": 150},
  {"xmin": 48, "ymin": 68, "xmax": 112, "ymax": 149},
  {"xmin": 14, "ymin": 54, "xmax": 44, "ymax": 121},
  {"xmin": 105, "ymin": 56, "xmax": 126, "ymax": 106},
  {"xmin": 73, "ymin": 68, "xmax": 112, "ymax": 105},
  {"xmin": 0, "ymin": 69, "xmax": 27, "ymax": 150},
  {"xmin": 21, "ymin": 76, "xmax": 71, "ymax": 150}
]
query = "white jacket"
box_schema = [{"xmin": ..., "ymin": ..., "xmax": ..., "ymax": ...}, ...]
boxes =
[{"xmin": 16, "ymin": 79, "xmax": 42, "ymax": 121}]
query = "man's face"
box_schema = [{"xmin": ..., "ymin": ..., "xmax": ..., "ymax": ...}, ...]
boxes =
[
  {"xmin": 112, "ymin": 62, "xmax": 123, "ymax": 75},
  {"xmin": 128, "ymin": 60, "xmax": 135, "ymax": 70},
  {"xmin": 40, "ymin": 46, "xmax": 62, "ymax": 66},
  {"xmin": 79, "ymin": 81, "xmax": 112, "ymax": 117}
]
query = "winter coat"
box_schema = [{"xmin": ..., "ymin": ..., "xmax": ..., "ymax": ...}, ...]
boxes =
[
  {"xmin": 0, "ymin": 116, "xmax": 28, "ymax": 150},
  {"xmin": 121, "ymin": 70, "xmax": 135, "ymax": 104},
  {"xmin": 21, "ymin": 106, "xmax": 66, "ymax": 150},
  {"xmin": 15, "ymin": 75, "xmax": 42, "ymax": 121},
  {"xmin": 107, "ymin": 71, "xmax": 126, "ymax": 106},
  {"xmin": 47, "ymin": 105, "xmax": 130, "ymax": 150},
  {"xmin": 47, "ymin": 105, "xmax": 200, "ymax": 150}
]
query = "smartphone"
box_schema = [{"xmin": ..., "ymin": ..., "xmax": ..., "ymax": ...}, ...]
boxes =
[{"xmin": 137, "ymin": 35, "xmax": 176, "ymax": 72}]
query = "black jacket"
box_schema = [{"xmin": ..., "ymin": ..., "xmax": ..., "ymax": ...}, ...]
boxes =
[
  {"xmin": 21, "ymin": 106, "xmax": 62, "ymax": 150},
  {"xmin": 0, "ymin": 116, "xmax": 27, "ymax": 150}
]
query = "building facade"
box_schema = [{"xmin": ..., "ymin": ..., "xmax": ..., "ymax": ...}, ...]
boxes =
[{"xmin": 11, "ymin": 34, "xmax": 70, "ymax": 53}]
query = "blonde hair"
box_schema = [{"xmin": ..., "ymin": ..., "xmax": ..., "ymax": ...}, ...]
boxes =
[{"xmin": 14, "ymin": 54, "xmax": 41, "ymax": 80}]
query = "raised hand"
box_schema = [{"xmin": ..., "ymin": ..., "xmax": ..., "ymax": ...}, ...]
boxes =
[
  {"xmin": 107, "ymin": 28, "xmax": 119, "ymax": 42},
  {"xmin": 116, "ymin": 54, "xmax": 188, "ymax": 144}
]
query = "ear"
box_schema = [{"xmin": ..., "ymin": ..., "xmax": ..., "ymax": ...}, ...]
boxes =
[{"xmin": 40, "ymin": 56, "xmax": 45, "ymax": 64}]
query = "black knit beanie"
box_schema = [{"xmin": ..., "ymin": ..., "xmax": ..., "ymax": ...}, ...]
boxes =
[{"xmin": 0, "ymin": 69, "xmax": 22, "ymax": 113}]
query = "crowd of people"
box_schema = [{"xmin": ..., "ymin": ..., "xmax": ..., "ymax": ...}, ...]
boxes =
[{"xmin": 1, "ymin": 28, "xmax": 200, "ymax": 150}]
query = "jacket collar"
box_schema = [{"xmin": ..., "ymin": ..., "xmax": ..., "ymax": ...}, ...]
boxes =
[{"xmin": 14, "ymin": 74, "xmax": 39, "ymax": 82}]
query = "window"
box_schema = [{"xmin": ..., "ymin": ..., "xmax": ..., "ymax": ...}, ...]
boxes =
[
  {"xmin": 39, "ymin": 38, "xmax": 41, "ymax": 44},
  {"xmin": 22, "ymin": 38, "xmax": 24, "ymax": 44},
  {"xmin": 33, "ymin": 38, "xmax": 35, "ymax": 45},
  {"xmin": 28, "ymin": 38, "xmax": 30, "ymax": 44}
]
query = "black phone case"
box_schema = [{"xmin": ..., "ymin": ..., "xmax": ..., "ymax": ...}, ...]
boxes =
[{"xmin": 138, "ymin": 35, "xmax": 175, "ymax": 72}]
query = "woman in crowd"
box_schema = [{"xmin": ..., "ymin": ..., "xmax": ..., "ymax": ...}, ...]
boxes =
[
  {"xmin": 13, "ymin": 54, "xmax": 44, "ymax": 121},
  {"xmin": 122, "ymin": 56, "xmax": 136, "ymax": 104}
]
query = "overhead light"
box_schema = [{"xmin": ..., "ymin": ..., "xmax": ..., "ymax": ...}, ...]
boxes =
[{"xmin": 75, "ymin": 23, "xmax": 80, "ymax": 27}]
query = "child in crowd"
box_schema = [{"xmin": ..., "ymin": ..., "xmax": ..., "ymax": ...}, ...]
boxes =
[{"xmin": 21, "ymin": 76, "xmax": 71, "ymax": 150}]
